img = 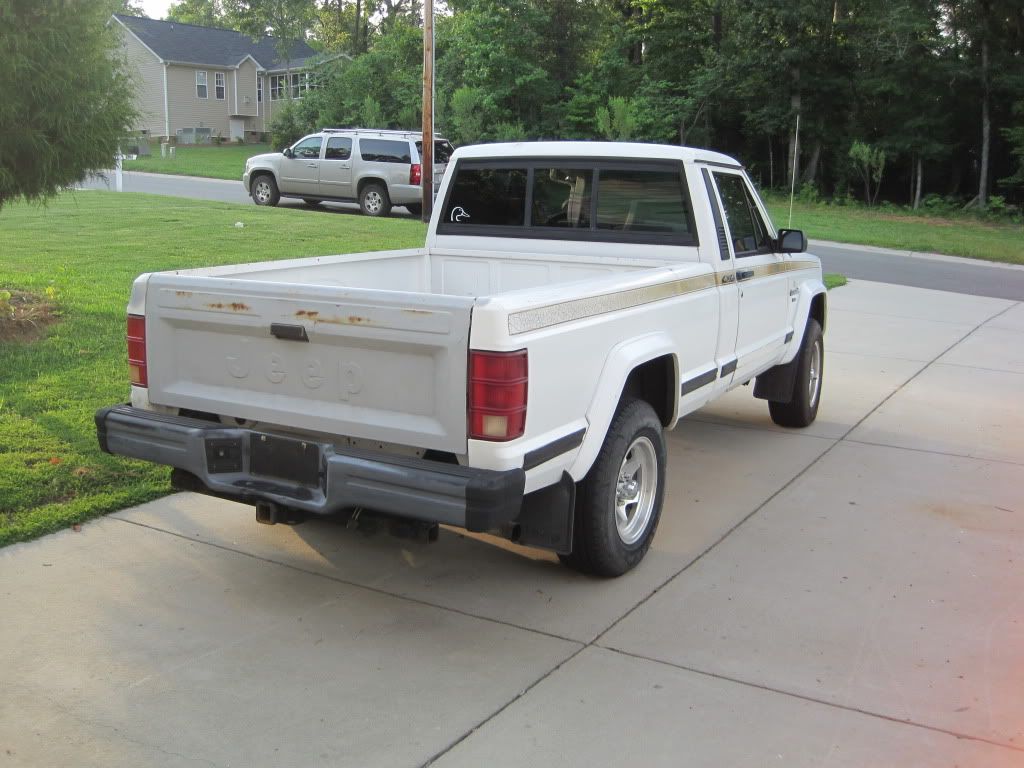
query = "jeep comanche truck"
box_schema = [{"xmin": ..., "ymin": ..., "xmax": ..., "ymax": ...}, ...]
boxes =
[{"xmin": 96, "ymin": 142, "xmax": 827, "ymax": 577}]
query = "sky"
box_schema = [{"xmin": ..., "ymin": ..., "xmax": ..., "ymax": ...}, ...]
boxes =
[{"xmin": 139, "ymin": 0, "xmax": 174, "ymax": 19}]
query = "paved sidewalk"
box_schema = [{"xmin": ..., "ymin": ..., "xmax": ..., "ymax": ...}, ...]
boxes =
[{"xmin": 1, "ymin": 281, "xmax": 1021, "ymax": 767}]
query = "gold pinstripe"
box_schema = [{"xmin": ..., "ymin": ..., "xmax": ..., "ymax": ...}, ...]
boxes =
[{"xmin": 508, "ymin": 259, "xmax": 819, "ymax": 335}]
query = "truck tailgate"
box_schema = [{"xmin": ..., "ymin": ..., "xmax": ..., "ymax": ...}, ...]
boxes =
[{"xmin": 144, "ymin": 274, "xmax": 474, "ymax": 454}]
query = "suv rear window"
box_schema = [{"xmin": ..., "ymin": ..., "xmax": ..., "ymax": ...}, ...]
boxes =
[
  {"xmin": 360, "ymin": 139, "xmax": 411, "ymax": 164},
  {"xmin": 415, "ymin": 140, "xmax": 456, "ymax": 164},
  {"xmin": 439, "ymin": 161, "xmax": 696, "ymax": 245}
]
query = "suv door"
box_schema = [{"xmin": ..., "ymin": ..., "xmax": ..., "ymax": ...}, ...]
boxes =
[
  {"xmin": 712, "ymin": 171, "xmax": 788, "ymax": 382},
  {"xmin": 279, "ymin": 135, "xmax": 322, "ymax": 196},
  {"xmin": 319, "ymin": 136, "xmax": 354, "ymax": 199}
]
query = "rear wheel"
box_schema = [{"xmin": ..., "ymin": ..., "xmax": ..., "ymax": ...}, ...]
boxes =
[
  {"xmin": 359, "ymin": 183, "xmax": 391, "ymax": 217},
  {"xmin": 560, "ymin": 398, "xmax": 665, "ymax": 577},
  {"xmin": 768, "ymin": 318, "xmax": 824, "ymax": 427},
  {"xmin": 250, "ymin": 174, "xmax": 279, "ymax": 206}
]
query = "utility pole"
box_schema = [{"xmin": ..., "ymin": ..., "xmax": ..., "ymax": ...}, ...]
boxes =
[{"xmin": 421, "ymin": 0, "xmax": 434, "ymax": 222}]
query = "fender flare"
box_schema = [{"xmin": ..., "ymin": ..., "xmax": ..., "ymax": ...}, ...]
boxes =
[
  {"xmin": 780, "ymin": 280, "xmax": 827, "ymax": 364},
  {"xmin": 568, "ymin": 332, "xmax": 678, "ymax": 481}
]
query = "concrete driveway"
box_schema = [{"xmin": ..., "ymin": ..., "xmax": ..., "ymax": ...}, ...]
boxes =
[{"xmin": 2, "ymin": 281, "xmax": 1022, "ymax": 767}]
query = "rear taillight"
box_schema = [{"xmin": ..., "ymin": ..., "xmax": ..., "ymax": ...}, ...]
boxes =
[
  {"xmin": 410, "ymin": 163, "xmax": 422, "ymax": 185},
  {"xmin": 468, "ymin": 350, "xmax": 527, "ymax": 441},
  {"xmin": 127, "ymin": 314, "xmax": 148, "ymax": 387}
]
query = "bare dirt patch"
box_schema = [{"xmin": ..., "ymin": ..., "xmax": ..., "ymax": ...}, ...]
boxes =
[{"xmin": 0, "ymin": 290, "xmax": 61, "ymax": 343}]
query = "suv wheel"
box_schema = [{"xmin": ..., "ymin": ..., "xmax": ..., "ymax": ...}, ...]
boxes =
[
  {"xmin": 251, "ymin": 174, "xmax": 280, "ymax": 207},
  {"xmin": 360, "ymin": 183, "xmax": 391, "ymax": 217}
]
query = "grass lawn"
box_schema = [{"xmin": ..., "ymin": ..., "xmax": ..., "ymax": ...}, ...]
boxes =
[
  {"xmin": 123, "ymin": 143, "xmax": 274, "ymax": 181},
  {"xmin": 765, "ymin": 196, "xmax": 1023, "ymax": 265},
  {"xmin": 824, "ymin": 273, "xmax": 847, "ymax": 290},
  {"xmin": 0, "ymin": 192, "xmax": 424, "ymax": 546}
]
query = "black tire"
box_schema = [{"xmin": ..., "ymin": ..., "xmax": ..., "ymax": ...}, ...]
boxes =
[
  {"xmin": 250, "ymin": 174, "xmax": 280, "ymax": 206},
  {"xmin": 560, "ymin": 398, "xmax": 666, "ymax": 577},
  {"xmin": 359, "ymin": 182, "xmax": 391, "ymax": 217},
  {"xmin": 405, "ymin": 203, "xmax": 423, "ymax": 217},
  {"xmin": 302, "ymin": 198, "xmax": 323, "ymax": 207},
  {"xmin": 768, "ymin": 318, "xmax": 824, "ymax": 428}
]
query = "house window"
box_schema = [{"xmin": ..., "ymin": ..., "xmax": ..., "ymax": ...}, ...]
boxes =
[
  {"xmin": 196, "ymin": 71, "xmax": 208, "ymax": 99},
  {"xmin": 270, "ymin": 74, "xmax": 285, "ymax": 100},
  {"xmin": 215, "ymin": 72, "xmax": 225, "ymax": 100},
  {"xmin": 257, "ymin": 76, "xmax": 263, "ymax": 103}
]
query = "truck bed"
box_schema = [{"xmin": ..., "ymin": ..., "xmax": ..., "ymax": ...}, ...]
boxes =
[{"xmin": 139, "ymin": 247, "xmax": 666, "ymax": 455}]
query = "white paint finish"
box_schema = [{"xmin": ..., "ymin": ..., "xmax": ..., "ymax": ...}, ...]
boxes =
[
  {"xmin": 0, "ymin": 517, "xmax": 577, "ymax": 767},
  {"xmin": 432, "ymin": 647, "xmax": 1021, "ymax": 768},
  {"xmin": 602, "ymin": 441, "xmax": 1024, "ymax": 746},
  {"xmin": 850, "ymin": 363, "xmax": 1024, "ymax": 464}
]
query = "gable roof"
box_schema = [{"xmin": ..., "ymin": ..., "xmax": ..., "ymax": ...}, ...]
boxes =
[{"xmin": 113, "ymin": 14, "xmax": 318, "ymax": 71}]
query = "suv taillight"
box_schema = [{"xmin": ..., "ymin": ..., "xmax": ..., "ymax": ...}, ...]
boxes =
[
  {"xmin": 468, "ymin": 350, "xmax": 527, "ymax": 441},
  {"xmin": 410, "ymin": 163, "xmax": 422, "ymax": 186},
  {"xmin": 127, "ymin": 314, "xmax": 148, "ymax": 387}
]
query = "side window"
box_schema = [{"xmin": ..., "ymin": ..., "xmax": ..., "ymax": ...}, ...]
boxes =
[
  {"xmin": 359, "ymin": 139, "xmax": 412, "ymax": 164},
  {"xmin": 443, "ymin": 167, "xmax": 527, "ymax": 227},
  {"xmin": 291, "ymin": 137, "xmax": 322, "ymax": 159},
  {"xmin": 531, "ymin": 168, "xmax": 592, "ymax": 228},
  {"xmin": 325, "ymin": 137, "xmax": 352, "ymax": 160},
  {"xmin": 595, "ymin": 169, "xmax": 692, "ymax": 235},
  {"xmin": 196, "ymin": 71, "xmax": 208, "ymax": 99},
  {"xmin": 714, "ymin": 173, "xmax": 769, "ymax": 256}
]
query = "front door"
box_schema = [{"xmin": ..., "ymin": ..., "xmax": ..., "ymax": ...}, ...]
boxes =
[
  {"xmin": 712, "ymin": 171, "xmax": 789, "ymax": 383},
  {"xmin": 229, "ymin": 118, "xmax": 245, "ymax": 142},
  {"xmin": 278, "ymin": 135, "xmax": 322, "ymax": 196},
  {"xmin": 318, "ymin": 136, "xmax": 354, "ymax": 199}
]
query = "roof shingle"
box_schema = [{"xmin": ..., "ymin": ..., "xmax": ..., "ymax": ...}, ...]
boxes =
[{"xmin": 114, "ymin": 14, "xmax": 318, "ymax": 71}]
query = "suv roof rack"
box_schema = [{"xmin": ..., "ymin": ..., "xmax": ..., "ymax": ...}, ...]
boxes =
[{"xmin": 319, "ymin": 127, "xmax": 448, "ymax": 139}]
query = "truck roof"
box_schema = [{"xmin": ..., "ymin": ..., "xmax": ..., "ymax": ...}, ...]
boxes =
[{"xmin": 452, "ymin": 141, "xmax": 741, "ymax": 167}]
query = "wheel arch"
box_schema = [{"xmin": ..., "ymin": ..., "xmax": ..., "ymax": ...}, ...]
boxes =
[
  {"xmin": 568, "ymin": 333, "xmax": 678, "ymax": 481},
  {"xmin": 357, "ymin": 176, "xmax": 388, "ymax": 197}
]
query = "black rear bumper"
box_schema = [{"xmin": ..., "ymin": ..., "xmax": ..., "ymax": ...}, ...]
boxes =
[{"xmin": 96, "ymin": 404, "xmax": 525, "ymax": 534}]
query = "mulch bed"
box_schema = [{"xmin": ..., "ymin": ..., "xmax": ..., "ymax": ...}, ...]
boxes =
[{"xmin": 0, "ymin": 289, "xmax": 61, "ymax": 343}]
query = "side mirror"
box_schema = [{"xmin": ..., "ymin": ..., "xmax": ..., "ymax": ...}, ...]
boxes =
[
  {"xmin": 282, "ymin": 147, "xmax": 294, "ymax": 159},
  {"xmin": 777, "ymin": 229, "xmax": 807, "ymax": 253}
]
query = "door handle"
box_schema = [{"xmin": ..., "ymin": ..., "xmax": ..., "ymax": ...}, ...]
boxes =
[
  {"xmin": 306, "ymin": 163, "xmax": 318, "ymax": 168},
  {"xmin": 720, "ymin": 273, "xmax": 736, "ymax": 284},
  {"xmin": 736, "ymin": 269, "xmax": 755, "ymax": 281}
]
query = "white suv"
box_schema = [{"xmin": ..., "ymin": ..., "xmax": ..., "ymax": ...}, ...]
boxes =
[{"xmin": 243, "ymin": 129, "xmax": 454, "ymax": 216}]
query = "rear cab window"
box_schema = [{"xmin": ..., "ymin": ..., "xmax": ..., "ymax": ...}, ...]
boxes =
[{"xmin": 438, "ymin": 159, "xmax": 697, "ymax": 245}]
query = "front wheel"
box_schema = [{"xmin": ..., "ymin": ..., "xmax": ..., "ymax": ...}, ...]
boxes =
[
  {"xmin": 250, "ymin": 174, "xmax": 279, "ymax": 206},
  {"xmin": 560, "ymin": 399, "xmax": 666, "ymax": 577},
  {"xmin": 359, "ymin": 183, "xmax": 391, "ymax": 217},
  {"xmin": 768, "ymin": 318, "xmax": 824, "ymax": 427}
]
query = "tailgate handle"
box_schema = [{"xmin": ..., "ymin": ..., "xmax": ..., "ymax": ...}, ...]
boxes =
[{"xmin": 270, "ymin": 323, "xmax": 309, "ymax": 342}]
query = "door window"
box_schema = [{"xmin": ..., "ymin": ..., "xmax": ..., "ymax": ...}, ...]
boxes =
[
  {"xmin": 325, "ymin": 137, "xmax": 352, "ymax": 160},
  {"xmin": 714, "ymin": 173, "xmax": 770, "ymax": 256},
  {"xmin": 291, "ymin": 137, "xmax": 322, "ymax": 159}
]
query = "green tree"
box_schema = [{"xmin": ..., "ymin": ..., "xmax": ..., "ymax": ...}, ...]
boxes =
[
  {"xmin": 595, "ymin": 96, "xmax": 638, "ymax": 140},
  {"xmin": 225, "ymin": 0, "xmax": 317, "ymax": 97},
  {"xmin": 166, "ymin": 0, "xmax": 229, "ymax": 26},
  {"xmin": 0, "ymin": 0, "xmax": 137, "ymax": 210}
]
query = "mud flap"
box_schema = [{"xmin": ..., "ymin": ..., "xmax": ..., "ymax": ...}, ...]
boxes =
[{"xmin": 513, "ymin": 472, "xmax": 575, "ymax": 554}]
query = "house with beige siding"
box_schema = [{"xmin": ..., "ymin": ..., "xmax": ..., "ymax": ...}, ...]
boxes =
[{"xmin": 112, "ymin": 14, "xmax": 324, "ymax": 142}]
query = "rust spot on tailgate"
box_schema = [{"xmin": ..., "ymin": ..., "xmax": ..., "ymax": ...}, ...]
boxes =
[
  {"xmin": 175, "ymin": 290, "xmax": 192, "ymax": 298},
  {"xmin": 295, "ymin": 309, "xmax": 320, "ymax": 319},
  {"xmin": 402, "ymin": 308, "xmax": 434, "ymax": 316},
  {"xmin": 306, "ymin": 314, "xmax": 372, "ymax": 326},
  {"xmin": 206, "ymin": 302, "xmax": 251, "ymax": 312}
]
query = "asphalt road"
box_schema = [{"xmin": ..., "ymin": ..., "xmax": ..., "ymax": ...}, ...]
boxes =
[{"xmin": 79, "ymin": 170, "xmax": 1024, "ymax": 301}]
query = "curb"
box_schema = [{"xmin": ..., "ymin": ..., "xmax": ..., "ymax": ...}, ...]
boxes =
[{"xmin": 809, "ymin": 239, "xmax": 1024, "ymax": 272}]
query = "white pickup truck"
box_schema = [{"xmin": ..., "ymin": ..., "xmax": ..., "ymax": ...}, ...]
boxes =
[{"xmin": 97, "ymin": 142, "xmax": 826, "ymax": 576}]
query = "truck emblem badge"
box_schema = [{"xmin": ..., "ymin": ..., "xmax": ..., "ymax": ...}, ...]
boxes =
[
  {"xmin": 266, "ymin": 354, "xmax": 287, "ymax": 384},
  {"xmin": 339, "ymin": 362, "xmax": 363, "ymax": 401},
  {"xmin": 302, "ymin": 359, "xmax": 325, "ymax": 389},
  {"xmin": 450, "ymin": 206, "xmax": 470, "ymax": 222}
]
